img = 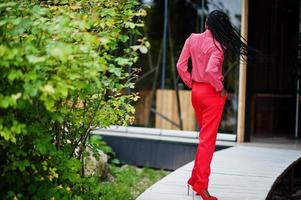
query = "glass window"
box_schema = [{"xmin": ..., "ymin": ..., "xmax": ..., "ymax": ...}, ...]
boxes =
[{"xmin": 134, "ymin": 0, "xmax": 242, "ymax": 135}]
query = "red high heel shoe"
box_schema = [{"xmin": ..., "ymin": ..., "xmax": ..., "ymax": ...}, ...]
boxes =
[
  {"xmin": 187, "ymin": 178, "xmax": 194, "ymax": 196},
  {"xmin": 196, "ymin": 188, "xmax": 218, "ymax": 200},
  {"xmin": 187, "ymin": 184, "xmax": 193, "ymax": 196},
  {"xmin": 187, "ymin": 184, "xmax": 196, "ymax": 200},
  {"xmin": 187, "ymin": 185, "xmax": 218, "ymax": 200}
]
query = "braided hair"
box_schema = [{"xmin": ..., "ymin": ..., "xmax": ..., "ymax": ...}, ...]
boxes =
[{"xmin": 206, "ymin": 10, "xmax": 249, "ymax": 62}]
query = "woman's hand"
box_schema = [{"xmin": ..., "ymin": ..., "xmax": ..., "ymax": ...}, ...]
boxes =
[{"xmin": 220, "ymin": 88, "xmax": 228, "ymax": 97}]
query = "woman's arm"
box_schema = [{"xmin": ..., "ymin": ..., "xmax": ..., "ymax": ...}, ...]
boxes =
[
  {"xmin": 205, "ymin": 47, "xmax": 225, "ymax": 92},
  {"xmin": 176, "ymin": 35, "xmax": 192, "ymax": 88}
]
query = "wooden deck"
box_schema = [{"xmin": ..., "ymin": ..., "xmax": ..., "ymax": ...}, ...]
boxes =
[{"xmin": 136, "ymin": 144, "xmax": 301, "ymax": 200}]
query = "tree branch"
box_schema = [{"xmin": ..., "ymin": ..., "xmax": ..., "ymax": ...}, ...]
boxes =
[{"xmin": 70, "ymin": 89, "xmax": 106, "ymax": 158}]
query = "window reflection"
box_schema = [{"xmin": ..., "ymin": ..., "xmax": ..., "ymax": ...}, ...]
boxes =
[{"xmin": 135, "ymin": 0, "xmax": 242, "ymax": 134}]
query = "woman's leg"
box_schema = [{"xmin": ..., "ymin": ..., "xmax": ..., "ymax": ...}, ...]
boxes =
[
  {"xmin": 188, "ymin": 95, "xmax": 203, "ymax": 186},
  {"xmin": 193, "ymin": 94, "xmax": 226, "ymax": 192}
]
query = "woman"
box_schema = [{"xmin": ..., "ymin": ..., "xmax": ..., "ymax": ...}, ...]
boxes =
[{"xmin": 176, "ymin": 10, "xmax": 249, "ymax": 200}]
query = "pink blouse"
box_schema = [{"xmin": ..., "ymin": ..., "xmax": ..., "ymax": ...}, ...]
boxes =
[{"xmin": 176, "ymin": 29, "xmax": 225, "ymax": 92}]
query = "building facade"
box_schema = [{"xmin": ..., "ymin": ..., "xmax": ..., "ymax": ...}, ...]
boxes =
[{"xmin": 134, "ymin": 0, "xmax": 301, "ymax": 142}]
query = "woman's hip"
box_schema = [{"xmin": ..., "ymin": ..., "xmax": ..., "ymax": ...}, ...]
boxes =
[
  {"xmin": 191, "ymin": 81, "xmax": 226, "ymax": 106},
  {"xmin": 191, "ymin": 81, "xmax": 220, "ymax": 95}
]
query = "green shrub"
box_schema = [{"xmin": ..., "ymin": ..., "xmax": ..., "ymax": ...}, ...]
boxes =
[{"xmin": 0, "ymin": 0, "xmax": 148, "ymax": 199}]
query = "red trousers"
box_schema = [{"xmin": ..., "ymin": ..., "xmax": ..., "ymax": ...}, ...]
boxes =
[{"xmin": 188, "ymin": 81, "xmax": 226, "ymax": 193}]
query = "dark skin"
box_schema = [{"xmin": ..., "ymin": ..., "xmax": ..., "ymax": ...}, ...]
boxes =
[{"xmin": 220, "ymin": 88, "xmax": 228, "ymax": 97}]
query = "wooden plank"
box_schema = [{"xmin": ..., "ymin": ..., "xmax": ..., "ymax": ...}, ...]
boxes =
[
  {"xmin": 137, "ymin": 145, "xmax": 301, "ymax": 200},
  {"xmin": 134, "ymin": 90, "xmax": 152, "ymax": 126},
  {"xmin": 180, "ymin": 90, "xmax": 195, "ymax": 131},
  {"xmin": 156, "ymin": 89, "xmax": 162, "ymax": 128},
  {"xmin": 163, "ymin": 89, "xmax": 173, "ymax": 129},
  {"xmin": 155, "ymin": 89, "xmax": 196, "ymax": 131}
]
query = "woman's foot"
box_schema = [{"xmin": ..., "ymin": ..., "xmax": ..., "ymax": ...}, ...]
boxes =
[
  {"xmin": 187, "ymin": 177, "xmax": 195, "ymax": 186},
  {"xmin": 187, "ymin": 178, "xmax": 217, "ymax": 199},
  {"xmin": 195, "ymin": 188, "xmax": 218, "ymax": 200}
]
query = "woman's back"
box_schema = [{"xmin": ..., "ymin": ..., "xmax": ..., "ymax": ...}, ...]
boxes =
[{"xmin": 177, "ymin": 29, "xmax": 225, "ymax": 92}]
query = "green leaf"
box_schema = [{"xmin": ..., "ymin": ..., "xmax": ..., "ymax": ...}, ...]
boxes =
[
  {"xmin": 0, "ymin": 127, "xmax": 16, "ymax": 142},
  {"xmin": 0, "ymin": 2, "xmax": 17, "ymax": 9},
  {"xmin": 47, "ymin": 43, "xmax": 72, "ymax": 62},
  {"xmin": 27, "ymin": 55, "xmax": 47, "ymax": 64},
  {"xmin": 115, "ymin": 57, "xmax": 131, "ymax": 66},
  {"xmin": 120, "ymin": 35, "xmax": 129, "ymax": 43},
  {"xmin": 139, "ymin": 46, "xmax": 148, "ymax": 54},
  {"xmin": 8, "ymin": 70, "xmax": 23, "ymax": 81},
  {"xmin": 0, "ymin": 95, "xmax": 9, "ymax": 108},
  {"xmin": 111, "ymin": 158, "xmax": 120, "ymax": 165},
  {"xmin": 125, "ymin": 22, "xmax": 135, "ymax": 29},
  {"xmin": 109, "ymin": 65, "xmax": 122, "ymax": 77},
  {"xmin": 24, "ymin": 83, "xmax": 38, "ymax": 97},
  {"xmin": 34, "ymin": 136, "xmax": 55, "ymax": 155},
  {"xmin": 13, "ymin": 159, "xmax": 30, "ymax": 172}
]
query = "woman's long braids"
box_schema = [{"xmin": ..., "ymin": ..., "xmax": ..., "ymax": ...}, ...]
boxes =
[{"xmin": 206, "ymin": 10, "xmax": 249, "ymax": 62}]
